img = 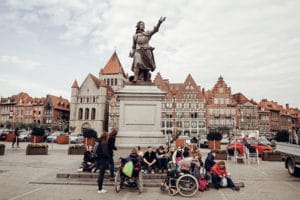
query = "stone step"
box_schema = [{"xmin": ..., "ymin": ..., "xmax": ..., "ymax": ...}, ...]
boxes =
[{"xmin": 56, "ymin": 172, "xmax": 166, "ymax": 180}]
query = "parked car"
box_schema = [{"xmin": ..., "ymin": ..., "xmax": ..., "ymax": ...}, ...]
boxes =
[
  {"xmin": 19, "ymin": 131, "xmax": 31, "ymax": 142},
  {"xmin": 0, "ymin": 130, "xmax": 10, "ymax": 141},
  {"xmin": 227, "ymin": 138, "xmax": 273, "ymax": 156},
  {"xmin": 46, "ymin": 131, "xmax": 64, "ymax": 143},
  {"xmin": 69, "ymin": 132, "xmax": 83, "ymax": 144},
  {"xmin": 259, "ymin": 136, "xmax": 276, "ymax": 148},
  {"xmin": 199, "ymin": 134, "xmax": 208, "ymax": 148}
]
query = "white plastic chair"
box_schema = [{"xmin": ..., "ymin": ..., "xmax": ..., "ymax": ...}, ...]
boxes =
[{"xmin": 246, "ymin": 146, "xmax": 259, "ymax": 165}]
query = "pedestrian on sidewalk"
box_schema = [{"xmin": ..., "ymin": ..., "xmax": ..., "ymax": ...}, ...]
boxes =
[
  {"xmin": 95, "ymin": 132, "xmax": 109, "ymax": 194},
  {"xmin": 12, "ymin": 127, "xmax": 20, "ymax": 148},
  {"xmin": 108, "ymin": 129, "xmax": 118, "ymax": 181}
]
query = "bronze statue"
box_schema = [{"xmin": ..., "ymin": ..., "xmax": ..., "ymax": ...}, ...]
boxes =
[{"xmin": 129, "ymin": 16, "xmax": 166, "ymax": 83}]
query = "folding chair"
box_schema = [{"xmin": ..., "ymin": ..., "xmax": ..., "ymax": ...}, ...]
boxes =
[
  {"xmin": 235, "ymin": 145, "xmax": 247, "ymax": 164},
  {"xmin": 246, "ymin": 146, "xmax": 259, "ymax": 165},
  {"xmin": 226, "ymin": 149, "xmax": 235, "ymax": 162}
]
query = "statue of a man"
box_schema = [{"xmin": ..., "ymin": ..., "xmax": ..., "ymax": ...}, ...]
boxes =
[{"xmin": 129, "ymin": 16, "xmax": 166, "ymax": 83}]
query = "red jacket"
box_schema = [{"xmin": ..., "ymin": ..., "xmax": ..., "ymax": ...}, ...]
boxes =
[{"xmin": 210, "ymin": 163, "xmax": 227, "ymax": 177}]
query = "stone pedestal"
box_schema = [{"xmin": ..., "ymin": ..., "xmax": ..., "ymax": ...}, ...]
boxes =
[{"xmin": 116, "ymin": 84, "xmax": 165, "ymax": 147}]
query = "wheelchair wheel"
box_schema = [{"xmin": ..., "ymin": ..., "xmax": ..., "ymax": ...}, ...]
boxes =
[
  {"xmin": 176, "ymin": 174, "xmax": 198, "ymax": 197},
  {"xmin": 114, "ymin": 170, "xmax": 122, "ymax": 193},
  {"xmin": 137, "ymin": 171, "xmax": 143, "ymax": 193}
]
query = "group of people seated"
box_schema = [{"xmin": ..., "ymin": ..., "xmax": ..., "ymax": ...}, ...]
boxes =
[
  {"xmin": 160, "ymin": 146, "xmax": 240, "ymax": 195},
  {"xmin": 77, "ymin": 143, "xmax": 241, "ymax": 193}
]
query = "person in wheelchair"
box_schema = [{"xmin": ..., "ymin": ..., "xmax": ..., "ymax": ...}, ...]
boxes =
[
  {"xmin": 119, "ymin": 148, "xmax": 142, "ymax": 188},
  {"xmin": 161, "ymin": 155, "xmax": 192, "ymax": 195}
]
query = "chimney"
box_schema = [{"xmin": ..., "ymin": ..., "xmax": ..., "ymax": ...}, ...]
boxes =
[{"xmin": 286, "ymin": 104, "xmax": 289, "ymax": 109}]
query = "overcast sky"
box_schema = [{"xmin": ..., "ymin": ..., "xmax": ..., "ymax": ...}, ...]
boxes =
[{"xmin": 0, "ymin": 0, "xmax": 299, "ymax": 108}]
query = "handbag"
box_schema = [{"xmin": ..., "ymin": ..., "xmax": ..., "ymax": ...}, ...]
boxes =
[{"xmin": 220, "ymin": 176, "xmax": 228, "ymax": 187}]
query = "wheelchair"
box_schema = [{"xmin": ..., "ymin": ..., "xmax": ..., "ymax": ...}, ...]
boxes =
[
  {"xmin": 114, "ymin": 157, "xmax": 143, "ymax": 193},
  {"xmin": 160, "ymin": 169, "xmax": 199, "ymax": 197}
]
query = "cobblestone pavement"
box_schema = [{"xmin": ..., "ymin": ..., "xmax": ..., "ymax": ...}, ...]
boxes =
[{"xmin": 1, "ymin": 142, "xmax": 300, "ymax": 200}]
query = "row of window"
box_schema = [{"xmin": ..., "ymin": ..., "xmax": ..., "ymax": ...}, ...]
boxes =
[
  {"xmin": 79, "ymin": 97, "xmax": 97, "ymax": 104},
  {"xmin": 208, "ymin": 119, "xmax": 234, "ymax": 126},
  {"xmin": 162, "ymin": 102, "xmax": 205, "ymax": 109},
  {"xmin": 213, "ymin": 98, "xmax": 230, "ymax": 105},
  {"xmin": 161, "ymin": 120, "xmax": 205, "ymax": 128},
  {"xmin": 162, "ymin": 112, "xmax": 205, "ymax": 119},
  {"xmin": 104, "ymin": 78, "xmax": 118, "ymax": 86},
  {"xmin": 78, "ymin": 108, "xmax": 96, "ymax": 120},
  {"xmin": 208, "ymin": 108, "xmax": 236, "ymax": 115}
]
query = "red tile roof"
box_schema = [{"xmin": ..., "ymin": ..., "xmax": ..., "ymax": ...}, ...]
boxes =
[
  {"xmin": 99, "ymin": 51, "xmax": 126, "ymax": 76},
  {"xmin": 47, "ymin": 95, "xmax": 70, "ymax": 111}
]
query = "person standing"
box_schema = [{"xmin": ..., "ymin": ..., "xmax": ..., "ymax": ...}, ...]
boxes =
[
  {"xmin": 12, "ymin": 127, "xmax": 20, "ymax": 148},
  {"xmin": 107, "ymin": 129, "xmax": 118, "ymax": 181},
  {"xmin": 95, "ymin": 132, "xmax": 110, "ymax": 194}
]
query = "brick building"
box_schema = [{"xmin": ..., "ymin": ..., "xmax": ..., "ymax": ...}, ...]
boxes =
[
  {"xmin": 232, "ymin": 92, "xmax": 258, "ymax": 131},
  {"xmin": 205, "ymin": 76, "xmax": 237, "ymax": 137},
  {"xmin": 44, "ymin": 95, "xmax": 70, "ymax": 130},
  {"xmin": 154, "ymin": 73, "xmax": 206, "ymax": 137},
  {"xmin": 0, "ymin": 92, "xmax": 69, "ymax": 129}
]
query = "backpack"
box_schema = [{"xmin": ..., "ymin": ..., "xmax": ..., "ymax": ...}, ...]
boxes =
[{"xmin": 198, "ymin": 179, "xmax": 207, "ymax": 191}]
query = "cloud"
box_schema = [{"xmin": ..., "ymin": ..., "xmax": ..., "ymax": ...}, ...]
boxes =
[
  {"xmin": 0, "ymin": 0, "xmax": 300, "ymax": 108},
  {"xmin": 0, "ymin": 55, "xmax": 41, "ymax": 70},
  {"xmin": 0, "ymin": 75, "xmax": 69, "ymax": 99}
]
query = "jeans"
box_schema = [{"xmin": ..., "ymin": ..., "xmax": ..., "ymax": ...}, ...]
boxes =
[
  {"xmin": 107, "ymin": 156, "xmax": 115, "ymax": 178},
  {"xmin": 211, "ymin": 173, "xmax": 235, "ymax": 189},
  {"xmin": 157, "ymin": 158, "xmax": 168, "ymax": 170},
  {"xmin": 97, "ymin": 158, "xmax": 108, "ymax": 190}
]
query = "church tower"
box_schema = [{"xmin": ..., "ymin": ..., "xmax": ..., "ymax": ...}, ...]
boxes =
[{"xmin": 99, "ymin": 51, "xmax": 128, "ymax": 92}]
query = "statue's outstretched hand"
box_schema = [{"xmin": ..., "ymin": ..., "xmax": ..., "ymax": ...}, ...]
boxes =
[{"xmin": 159, "ymin": 16, "xmax": 166, "ymax": 23}]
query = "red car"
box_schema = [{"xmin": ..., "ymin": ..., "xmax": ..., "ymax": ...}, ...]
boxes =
[{"xmin": 227, "ymin": 137, "xmax": 273, "ymax": 156}]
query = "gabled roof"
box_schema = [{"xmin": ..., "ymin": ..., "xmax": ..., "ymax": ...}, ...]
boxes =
[
  {"xmin": 258, "ymin": 99, "xmax": 281, "ymax": 112},
  {"xmin": 232, "ymin": 93, "xmax": 249, "ymax": 105},
  {"xmin": 99, "ymin": 51, "xmax": 126, "ymax": 76},
  {"xmin": 71, "ymin": 80, "xmax": 79, "ymax": 88},
  {"xmin": 46, "ymin": 95, "xmax": 70, "ymax": 111},
  {"xmin": 90, "ymin": 74, "xmax": 106, "ymax": 87}
]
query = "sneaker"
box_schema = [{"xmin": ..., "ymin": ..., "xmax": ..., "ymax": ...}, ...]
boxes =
[
  {"xmin": 151, "ymin": 170, "xmax": 155, "ymax": 174},
  {"xmin": 77, "ymin": 168, "xmax": 83, "ymax": 172},
  {"xmin": 98, "ymin": 189, "xmax": 107, "ymax": 193},
  {"xmin": 232, "ymin": 186, "xmax": 240, "ymax": 191}
]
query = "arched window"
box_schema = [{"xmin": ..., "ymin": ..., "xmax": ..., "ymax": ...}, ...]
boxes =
[
  {"xmin": 111, "ymin": 78, "xmax": 114, "ymax": 85},
  {"xmin": 115, "ymin": 78, "xmax": 117, "ymax": 85},
  {"xmin": 78, "ymin": 108, "xmax": 83, "ymax": 120},
  {"xmin": 91, "ymin": 108, "xmax": 96, "ymax": 120},
  {"xmin": 85, "ymin": 108, "xmax": 89, "ymax": 120}
]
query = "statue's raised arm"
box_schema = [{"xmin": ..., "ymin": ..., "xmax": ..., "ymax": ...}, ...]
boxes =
[
  {"xmin": 129, "ymin": 17, "xmax": 166, "ymax": 83},
  {"xmin": 150, "ymin": 16, "xmax": 166, "ymax": 36}
]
